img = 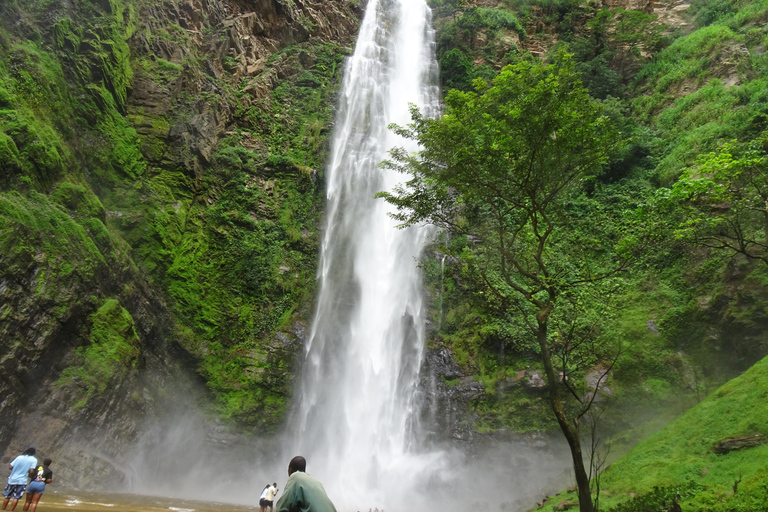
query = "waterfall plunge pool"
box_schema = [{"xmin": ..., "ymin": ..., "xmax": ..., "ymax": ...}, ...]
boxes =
[{"xmin": 21, "ymin": 489, "xmax": 254, "ymax": 512}]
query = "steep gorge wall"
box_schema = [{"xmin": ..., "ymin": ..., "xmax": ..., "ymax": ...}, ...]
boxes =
[
  {"xmin": 419, "ymin": 0, "xmax": 768, "ymax": 444},
  {"xmin": 0, "ymin": 0, "xmax": 360, "ymax": 488}
]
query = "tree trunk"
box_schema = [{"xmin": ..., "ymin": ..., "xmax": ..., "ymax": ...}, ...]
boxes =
[
  {"xmin": 537, "ymin": 319, "xmax": 594, "ymax": 512},
  {"xmin": 763, "ymin": 201, "xmax": 768, "ymax": 247}
]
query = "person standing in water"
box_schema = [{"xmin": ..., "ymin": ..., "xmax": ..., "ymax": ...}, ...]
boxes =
[
  {"xmin": 264, "ymin": 482, "xmax": 279, "ymax": 510},
  {"xmin": 259, "ymin": 484, "xmax": 270, "ymax": 512},
  {"xmin": 1, "ymin": 447, "xmax": 37, "ymax": 511},
  {"xmin": 276, "ymin": 456, "xmax": 337, "ymax": 512},
  {"xmin": 22, "ymin": 459, "xmax": 51, "ymax": 512}
]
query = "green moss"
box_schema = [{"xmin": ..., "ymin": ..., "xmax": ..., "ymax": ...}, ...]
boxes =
[
  {"xmin": 136, "ymin": 55, "xmax": 183, "ymax": 85},
  {"xmin": 0, "ymin": 107, "xmax": 67, "ymax": 189},
  {"xmin": 90, "ymin": 85, "xmax": 146, "ymax": 179},
  {"xmin": 0, "ymin": 87, "xmax": 12, "ymax": 107},
  {"xmin": 243, "ymin": 42, "xmax": 351, "ymax": 169},
  {"xmin": 475, "ymin": 385, "xmax": 556, "ymax": 433},
  {"xmin": 50, "ymin": 180, "xmax": 107, "ymax": 220},
  {"xmin": 57, "ymin": 298, "xmax": 140, "ymax": 409},
  {"xmin": 0, "ymin": 40, "xmax": 74, "ymax": 189},
  {"xmin": 197, "ymin": 340, "xmax": 289, "ymax": 429},
  {"xmin": 0, "ymin": 191, "xmax": 106, "ymax": 282}
]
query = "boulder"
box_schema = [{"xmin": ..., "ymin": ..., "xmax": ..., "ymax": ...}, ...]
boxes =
[{"xmin": 712, "ymin": 433, "xmax": 767, "ymax": 454}]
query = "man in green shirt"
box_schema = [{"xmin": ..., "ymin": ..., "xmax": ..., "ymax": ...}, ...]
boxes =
[{"xmin": 275, "ymin": 456, "xmax": 337, "ymax": 512}]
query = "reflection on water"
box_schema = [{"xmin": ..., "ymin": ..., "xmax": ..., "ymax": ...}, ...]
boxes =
[{"xmin": 39, "ymin": 489, "xmax": 254, "ymax": 512}]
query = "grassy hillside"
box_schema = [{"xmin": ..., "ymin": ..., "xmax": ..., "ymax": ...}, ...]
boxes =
[{"xmin": 538, "ymin": 353, "xmax": 768, "ymax": 511}]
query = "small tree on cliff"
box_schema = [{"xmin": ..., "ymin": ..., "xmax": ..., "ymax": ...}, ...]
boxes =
[
  {"xmin": 655, "ymin": 135, "xmax": 768, "ymax": 267},
  {"xmin": 380, "ymin": 53, "xmax": 626, "ymax": 512}
]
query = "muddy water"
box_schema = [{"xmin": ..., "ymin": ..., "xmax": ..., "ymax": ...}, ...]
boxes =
[{"xmin": 31, "ymin": 489, "xmax": 254, "ymax": 512}]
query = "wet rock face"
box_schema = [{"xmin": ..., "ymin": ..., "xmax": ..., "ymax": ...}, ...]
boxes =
[
  {"xmin": 417, "ymin": 347, "xmax": 485, "ymax": 445},
  {"xmin": 127, "ymin": 0, "xmax": 360, "ymax": 175},
  {"xmin": 0, "ymin": 216, "xmax": 189, "ymax": 488}
]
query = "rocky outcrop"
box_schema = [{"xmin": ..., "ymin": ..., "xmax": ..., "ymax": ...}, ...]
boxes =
[
  {"xmin": 418, "ymin": 347, "xmax": 485, "ymax": 444},
  {"xmin": 127, "ymin": 0, "xmax": 359, "ymax": 176},
  {"xmin": 712, "ymin": 433, "xmax": 767, "ymax": 454}
]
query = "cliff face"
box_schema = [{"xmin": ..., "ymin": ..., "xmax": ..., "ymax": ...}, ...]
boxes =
[
  {"xmin": 421, "ymin": 0, "xmax": 768, "ymax": 444},
  {"xmin": 0, "ymin": 0, "xmax": 360, "ymax": 488}
]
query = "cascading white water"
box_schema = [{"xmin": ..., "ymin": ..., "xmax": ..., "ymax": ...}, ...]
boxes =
[
  {"xmin": 126, "ymin": 2, "xmax": 573, "ymax": 508},
  {"xmin": 289, "ymin": 0, "xmax": 442, "ymax": 510}
]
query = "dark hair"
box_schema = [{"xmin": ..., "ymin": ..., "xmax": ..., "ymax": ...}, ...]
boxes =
[
  {"xmin": 22, "ymin": 447, "xmax": 35, "ymax": 456},
  {"xmin": 288, "ymin": 456, "xmax": 306, "ymax": 474},
  {"xmin": 43, "ymin": 459, "xmax": 52, "ymax": 466}
]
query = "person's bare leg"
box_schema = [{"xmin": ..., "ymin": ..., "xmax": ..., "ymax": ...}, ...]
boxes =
[
  {"xmin": 21, "ymin": 493, "xmax": 31, "ymax": 512},
  {"xmin": 26, "ymin": 494, "xmax": 41, "ymax": 512},
  {"xmin": 2, "ymin": 496, "xmax": 9, "ymax": 510},
  {"xmin": 7, "ymin": 497, "xmax": 19, "ymax": 511}
]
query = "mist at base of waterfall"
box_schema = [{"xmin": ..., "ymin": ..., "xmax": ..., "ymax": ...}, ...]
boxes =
[
  {"xmin": 121, "ymin": 409, "xmax": 572, "ymax": 512},
  {"xmin": 118, "ymin": 1, "xmax": 574, "ymax": 510}
]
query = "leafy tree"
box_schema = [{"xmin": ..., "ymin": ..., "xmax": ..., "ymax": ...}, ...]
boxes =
[
  {"xmin": 565, "ymin": 8, "xmax": 666, "ymax": 98},
  {"xmin": 380, "ymin": 54, "xmax": 626, "ymax": 511},
  {"xmin": 656, "ymin": 134, "xmax": 768, "ymax": 266},
  {"xmin": 429, "ymin": 0, "xmax": 470, "ymax": 19},
  {"xmin": 439, "ymin": 48, "xmax": 496, "ymax": 92}
]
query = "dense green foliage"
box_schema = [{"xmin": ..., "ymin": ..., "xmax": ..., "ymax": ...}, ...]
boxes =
[
  {"xmin": 425, "ymin": 0, "xmax": 768, "ymax": 422},
  {"xmin": 424, "ymin": 0, "xmax": 768, "ymax": 508},
  {"xmin": 382, "ymin": 53, "xmax": 629, "ymax": 511},
  {"xmin": 653, "ymin": 137, "xmax": 768, "ymax": 266},
  {"xmin": 433, "ymin": 4, "xmax": 526, "ymax": 91}
]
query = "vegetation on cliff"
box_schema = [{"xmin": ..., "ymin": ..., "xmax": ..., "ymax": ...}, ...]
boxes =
[
  {"xmin": 421, "ymin": 0, "xmax": 768, "ymax": 507},
  {"xmin": 0, "ymin": 0, "xmax": 360, "ymax": 454},
  {"xmin": 423, "ymin": 0, "xmax": 768, "ymax": 421},
  {"xmin": 382, "ymin": 52, "xmax": 631, "ymax": 512}
]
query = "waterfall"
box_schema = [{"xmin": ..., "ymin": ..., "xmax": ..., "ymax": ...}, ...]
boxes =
[{"xmin": 288, "ymin": 0, "xmax": 443, "ymax": 509}]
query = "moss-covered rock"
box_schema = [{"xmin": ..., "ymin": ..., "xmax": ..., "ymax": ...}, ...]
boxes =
[{"xmin": 0, "ymin": 0, "xmax": 361, "ymax": 487}]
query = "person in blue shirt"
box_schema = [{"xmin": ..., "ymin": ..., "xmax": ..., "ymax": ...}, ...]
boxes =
[{"xmin": 2, "ymin": 447, "xmax": 37, "ymax": 512}]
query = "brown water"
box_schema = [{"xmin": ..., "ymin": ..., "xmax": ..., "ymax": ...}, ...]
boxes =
[{"xmin": 28, "ymin": 489, "xmax": 255, "ymax": 512}]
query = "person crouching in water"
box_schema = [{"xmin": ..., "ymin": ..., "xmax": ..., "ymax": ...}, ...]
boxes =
[{"xmin": 23, "ymin": 459, "xmax": 52, "ymax": 512}]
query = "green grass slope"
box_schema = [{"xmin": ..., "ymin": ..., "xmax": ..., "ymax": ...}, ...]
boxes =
[{"xmin": 538, "ymin": 355, "xmax": 768, "ymax": 511}]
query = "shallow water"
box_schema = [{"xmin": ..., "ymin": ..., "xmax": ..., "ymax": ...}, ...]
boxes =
[{"xmin": 27, "ymin": 489, "xmax": 254, "ymax": 512}]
